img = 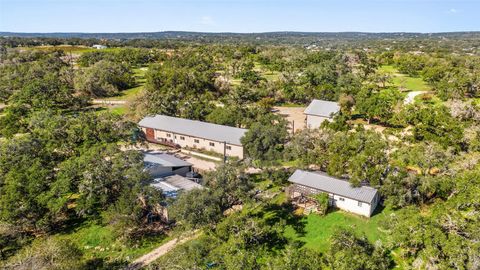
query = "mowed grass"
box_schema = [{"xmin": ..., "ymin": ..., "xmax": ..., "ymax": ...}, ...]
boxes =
[
  {"xmin": 54, "ymin": 221, "xmax": 170, "ymax": 263},
  {"xmin": 379, "ymin": 65, "xmax": 431, "ymax": 92},
  {"xmin": 284, "ymin": 206, "xmax": 394, "ymax": 252},
  {"xmin": 99, "ymin": 67, "xmax": 148, "ymax": 115},
  {"xmin": 103, "ymin": 67, "xmax": 147, "ymax": 101}
]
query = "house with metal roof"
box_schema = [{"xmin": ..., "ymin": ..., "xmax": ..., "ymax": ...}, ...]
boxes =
[
  {"xmin": 144, "ymin": 152, "xmax": 192, "ymax": 178},
  {"xmin": 288, "ymin": 169, "xmax": 379, "ymax": 217},
  {"xmin": 139, "ymin": 115, "xmax": 247, "ymax": 159},
  {"xmin": 304, "ymin": 99, "xmax": 340, "ymax": 129}
]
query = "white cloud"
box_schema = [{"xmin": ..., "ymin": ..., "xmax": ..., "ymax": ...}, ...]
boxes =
[
  {"xmin": 449, "ymin": 8, "xmax": 458, "ymax": 13},
  {"xmin": 200, "ymin": 16, "xmax": 215, "ymax": 26}
]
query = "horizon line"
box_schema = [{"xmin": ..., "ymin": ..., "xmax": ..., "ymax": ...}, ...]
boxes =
[{"xmin": 1, "ymin": 30, "xmax": 480, "ymax": 35}]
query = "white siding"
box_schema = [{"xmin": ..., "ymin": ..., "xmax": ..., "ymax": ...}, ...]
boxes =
[
  {"xmin": 331, "ymin": 194, "xmax": 373, "ymax": 217},
  {"xmin": 306, "ymin": 115, "xmax": 332, "ymax": 129},
  {"xmin": 143, "ymin": 127, "xmax": 244, "ymax": 159}
]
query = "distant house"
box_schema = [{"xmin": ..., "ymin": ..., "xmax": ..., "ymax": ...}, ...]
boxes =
[
  {"xmin": 92, "ymin": 44, "xmax": 107, "ymax": 49},
  {"xmin": 139, "ymin": 115, "xmax": 247, "ymax": 159},
  {"xmin": 144, "ymin": 152, "xmax": 192, "ymax": 178},
  {"xmin": 287, "ymin": 170, "xmax": 379, "ymax": 217},
  {"xmin": 151, "ymin": 174, "xmax": 203, "ymax": 198},
  {"xmin": 304, "ymin": 99, "xmax": 340, "ymax": 129}
]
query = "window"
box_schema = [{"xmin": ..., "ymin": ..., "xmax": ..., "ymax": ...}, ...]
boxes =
[
  {"xmin": 358, "ymin": 201, "xmax": 362, "ymax": 207},
  {"xmin": 194, "ymin": 139, "xmax": 200, "ymax": 143},
  {"xmin": 226, "ymin": 146, "xmax": 232, "ymax": 150},
  {"xmin": 180, "ymin": 136, "xmax": 185, "ymax": 140},
  {"xmin": 166, "ymin": 133, "xmax": 171, "ymax": 138},
  {"xmin": 339, "ymin": 197, "xmax": 345, "ymax": 202},
  {"xmin": 209, "ymin": 142, "xmax": 215, "ymax": 147}
]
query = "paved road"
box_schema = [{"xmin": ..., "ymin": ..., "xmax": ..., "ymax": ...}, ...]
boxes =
[{"xmin": 126, "ymin": 231, "xmax": 200, "ymax": 270}]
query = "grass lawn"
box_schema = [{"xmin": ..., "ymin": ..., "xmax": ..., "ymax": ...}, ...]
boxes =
[
  {"xmin": 284, "ymin": 206, "xmax": 394, "ymax": 252},
  {"xmin": 103, "ymin": 67, "xmax": 147, "ymax": 102},
  {"xmin": 54, "ymin": 221, "xmax": 170, "ymax": 263},
  {"xmin": 379, "ymin": 65, "xmax": 431, "ymax": 92},
  {"xmin": 109, "ymin": 106, "xmax": 128, "ymax": 115}
]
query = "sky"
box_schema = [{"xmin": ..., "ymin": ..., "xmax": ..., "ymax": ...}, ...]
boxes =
[{"xmin": 0, "ymin": 0, "xmax": 479, "ymax": 33}]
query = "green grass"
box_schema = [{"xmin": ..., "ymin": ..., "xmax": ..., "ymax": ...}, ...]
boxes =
[
  {"xmin": 379, "ymin": 65, "xmax": 431, "ymax": 92},
  {"xmin": 20, "ymin": 45, "xmax": 95, "ymax": 54},
  {"xmin": 103, "ymin": 67, "xmax": 147, "ymax": 101},
  {"xmin": 284, "ymin": 206, "xmax": 394, "ymax": 252},
  {"xmin": 55, "ymin": 221, "xmax": 170, "ymax": 263},
  {"xmin": 109, "ymin": 106, "xmax": 128, "ymax": 115}
]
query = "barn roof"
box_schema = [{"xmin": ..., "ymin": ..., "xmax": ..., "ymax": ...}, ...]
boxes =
[
  {"xmin": 151, "ymin": 174, "xmax": 203, "ymax": 197},
  {"xmin": 143, "ymin": 152, "xmax": 192, "ymax": 168},
  {"xmin": 304, "ymin": 99, "xmax": 340, "ymax": 118},
  {"xmin": 139, "ymin": 115, "xmax": 247, "ymax": 146},
  {"xmin": 288, "ymin": 170, "xmax": 378, "ymax": 203}
]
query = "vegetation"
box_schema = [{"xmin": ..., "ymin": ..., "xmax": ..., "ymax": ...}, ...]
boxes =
[{"xmin": 1, "ymin": 33, "xmax": 480, "ymax": 269}]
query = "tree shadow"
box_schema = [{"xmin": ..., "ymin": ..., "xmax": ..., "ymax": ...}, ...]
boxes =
[
  {"xmin": 84, "ymin": 258, "xmax": 129, "ymax": 270},
  {"xmin": 370, "ymin": 203, "xmax": 386, "ymax": 218},
  {"xmin": 253, "ymin": 202, "xmax": 307, "ymax": 238}
]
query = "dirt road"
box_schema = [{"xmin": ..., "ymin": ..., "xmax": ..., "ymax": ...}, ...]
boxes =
[{"xmin": 126, "ymin": 231, "xmax": 201, "ymax": 270}]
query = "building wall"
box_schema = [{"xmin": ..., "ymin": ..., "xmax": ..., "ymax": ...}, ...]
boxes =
[
  {"xmin": 289, "ymin": 184, "xmax": 376, "ymax": 217},
  {"xmin": 141, "ymin": 127, "xmax": 244, "ymax": 159},
  {"xmin": 172, "ymin": 166, "xmax": 191, "ymax": 177},
  {"xmin": 147, "ymin": 165, "xmax": 173, "ymax": 178},
  {"xmin": 147, "ymin": 165, "xmax": 191, "ymax": 178},
  {"xmin": 331, "ymin": 194, "xmax": 373, "ymax": 217},
  {"xmin": 306, "ymin": 115, "xmax": 332, "ymax": 129}
]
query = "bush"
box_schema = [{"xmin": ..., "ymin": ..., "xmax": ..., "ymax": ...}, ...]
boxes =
[{"xmin": 314, "ymin": 193, "xmax": 330, "ymax": 215}]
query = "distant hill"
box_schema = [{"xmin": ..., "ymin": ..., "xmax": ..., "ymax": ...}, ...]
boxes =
[{"xmin": 1, "ymin": 31, "xmax": 480, "ymax": 40}]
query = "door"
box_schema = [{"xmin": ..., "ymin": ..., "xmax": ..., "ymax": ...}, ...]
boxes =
[{"xmin": 145, "ymin": 128, "xmax": 155, "ymax": 141}]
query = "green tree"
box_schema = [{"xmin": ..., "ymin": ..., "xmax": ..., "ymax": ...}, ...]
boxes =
[
  {"xmin": 170, "ymin": 189, "xmax": 223, "ymax": 229},
  {"xmin": 241, "ymin": 114, "xmax": 289, "ymax": 164},
  {"xmin": 326, "ymin": 230, "xmax": 392, "ymax": 270},
  {"xmin": 74, "ymin": 60, "xmax": 135, "ymax": 97}
]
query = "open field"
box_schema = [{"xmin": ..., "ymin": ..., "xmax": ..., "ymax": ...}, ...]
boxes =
[
  {"xmin": 284, "ymin": 206, "xmax": 394, "ymax": 252},
  {"xmin": 17, "ymin": 45, "xmax": 122, "ymax": 55},
  {"xmin": 379, "ymin": 65, "xmax": 431, "ymax": 92},
  {"xmin": 103, "ymin": 67, "xmax": 147, "ymax": 102},
  {"xmin": 97, "ymin": 67, "xmax": 148, "ymax": 115}
]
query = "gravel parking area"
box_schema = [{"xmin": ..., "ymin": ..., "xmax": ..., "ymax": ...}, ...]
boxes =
[{"xmin": 273, "ymin": 106, "xmax": 307, "ymax": 132}]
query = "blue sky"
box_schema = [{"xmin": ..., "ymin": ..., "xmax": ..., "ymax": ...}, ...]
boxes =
[{"xmin": 0, "ymin": 0, "xmax": 478, "ymax": 33}]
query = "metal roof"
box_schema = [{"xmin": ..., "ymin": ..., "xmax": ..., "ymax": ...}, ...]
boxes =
[
  {"xmin": 304, "ymin": 99, "xmax": 340, "ymax": 118},
  {"xmin": 151, "ymin": 174, "xmax": 203, "ymax": 196},
  {"xmin": 288, "ymin": 170, "xmax": 378, "ymax": 203},
  {"xmin": 143, "ymin": 152, "xmax": 192, "ymax": 168},
  {"xmin": 139, "ymin": 115, "xmax": 247, "ymax": 145}
]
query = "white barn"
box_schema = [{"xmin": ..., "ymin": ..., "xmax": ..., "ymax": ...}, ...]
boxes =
[
  {"xmin": 288, "ymin": 170, "xmax": 379, "ymax": 217},
  {"xmin": 304, "ymin": 99, "xmax": 340, "ymax": 129},
  {"xmin": 139, "ymin": 115, "xmax": 247, "ymax": 159}
]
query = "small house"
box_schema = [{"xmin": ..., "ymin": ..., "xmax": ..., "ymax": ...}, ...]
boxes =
[
  {"xmin": 304, "ymin": 99, "xmax": 340, "ymax": 129},
  {"xmin": 92, "ymin": 44, "xmax": 107, "ymax": 49},
  {"xmin": 288, "ymin": 170, "xmax": 379, "ymax": 217}
]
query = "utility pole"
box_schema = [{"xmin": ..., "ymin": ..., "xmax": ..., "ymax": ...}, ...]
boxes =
[{"xmin": 223, "ymin": 141, "xmax": 227, "ymax": 163}]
